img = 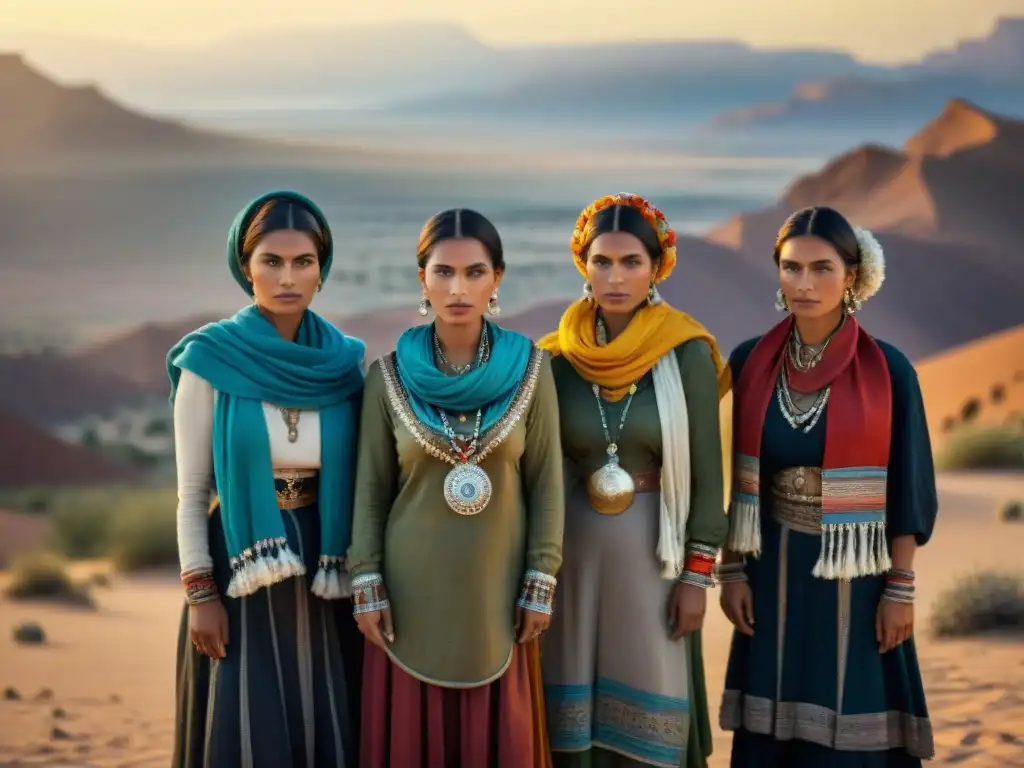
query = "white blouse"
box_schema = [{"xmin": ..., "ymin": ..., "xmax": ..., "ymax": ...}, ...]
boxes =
[{"xmin": 173, "ymin": 368, "xmax": 321, "ymax": 575}]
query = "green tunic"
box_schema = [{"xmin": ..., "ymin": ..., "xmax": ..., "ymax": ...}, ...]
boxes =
[
  {"xmin": 347, "ymin": 347, "xmax": 565, "ymax": 687},
  {"xmin": 545, "ymin": 338, "xmax": 728, "ymax": 767}
]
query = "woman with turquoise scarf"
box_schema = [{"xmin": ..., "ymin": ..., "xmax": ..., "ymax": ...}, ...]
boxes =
[
  {"xmin": 347, "ymin": 208, "xmax": 565, "ymax": 766},
  {"xmin": 169, "ymin": 191, "xmax": 366, "ymax": 768}
]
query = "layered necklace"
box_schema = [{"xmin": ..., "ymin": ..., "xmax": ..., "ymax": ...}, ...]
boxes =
[
  {"xmin": 586, "ymin": 314, "xmax": 640, "ymax": 515},
  {"xmin": 776, "ymin": 318, "xmax": 844, "ymax": 433},
  {"xmin": 433, "ymin": 324, "xmax": 493, "ymax": 516}
]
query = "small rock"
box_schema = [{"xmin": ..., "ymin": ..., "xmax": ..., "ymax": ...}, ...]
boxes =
[
  {"xmin": 52, "ymin": 706, "xmax": 67, "ymax": 718},
  {"xmin": 90, "ymin": 572, "xmax": 112, "ymax": 587},
  {"xmin": 109, "ymin": 693, "xmax": 122, "ymax": 704},
  {"xmin": 51, "ymin": 725, "xmax": 71, "ymax": 740},
  {"xmin": 107, "ymin": 735, "xmax": 129, "ymax": 748},
  {"xmin": 12, "ymin": 622, "xmax": 46, "ymax": 645},
  {"xmin": 34, "ymin": 688, "xmax": 54, "ymax": 701},
  {"xmin": 3, "ymin": 686, "xmax": 21, "ymax": 701}
]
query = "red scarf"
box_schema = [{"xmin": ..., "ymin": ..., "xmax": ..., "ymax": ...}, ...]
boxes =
[{"xmin": 728, "ymin": 315, "xmax": 894, "ymax": 579}]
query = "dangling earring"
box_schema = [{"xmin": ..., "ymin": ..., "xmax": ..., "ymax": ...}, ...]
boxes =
[
  {"xmin": 417, "ymin": 296, "xmax": 430, "ymax": 317},
  {"xmin": 647, "ymin": 283, "xmax": 662, "ymax": 305},
  {"xmin": 583, "ymin": 282, "xmax": 594, "ymax": 303},
  {"xmin": 487, "ymin": 291, "xmax": 501, "ymax": 316},
  {"xmin": 775, "ymin": 289, "xmax": 789, "ymax": 313},
  {"xmin": 843, "ymin": 287, "xmax": 858, "ymax": 315},
  {"xmin": 316, "ymin": 278, "xmax": 323, "ymax": 292}
]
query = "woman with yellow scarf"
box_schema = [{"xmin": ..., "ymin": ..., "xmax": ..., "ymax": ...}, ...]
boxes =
[{"xmin": 538, "ymin": 193, "xmax": 730, "ymax": 768}]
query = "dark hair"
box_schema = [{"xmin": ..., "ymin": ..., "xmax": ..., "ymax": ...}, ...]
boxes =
[
  {"xmin": 416, "ymin": 209, "xmax": 505, "ymax": 271},
  {"xmin": 773, "ymin": 206, "xmax": 860, "ymax": 267},
  {"xmin": 240, "ymin": 198, "xmax": 330, "ymax": 266},
  {"xmin": 580, "ymin": 205, "xmax": 662, "ymax": 263}
]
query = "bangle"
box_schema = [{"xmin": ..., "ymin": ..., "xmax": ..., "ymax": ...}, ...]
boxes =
[
  {"xmin": 517, "ymin": 570, "xmax": 557, "ymax": 615},
  {"xmin": 678, "ymin": 543, "xmax": 718, "ymax": 589},
  {"xmin": 883, "ymin": 568, "xmax": 915, "ymax": 604},
  {"xmin": 351, "ymin": 573, "xmax": 390, "ymax": 614},
  {"xmin": 182, "ymin": 570, "xmax": 218, "ymax": 605},
  {"xmin": 715, "ymin": 561, "xmax": 748, "ymax": 584}
]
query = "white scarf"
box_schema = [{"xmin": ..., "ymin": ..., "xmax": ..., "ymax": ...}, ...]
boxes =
[{"xmin": 652, "ymin": 351, "xmax": 692, "ymax": 579}]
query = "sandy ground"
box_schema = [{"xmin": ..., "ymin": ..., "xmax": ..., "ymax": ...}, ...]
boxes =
[{"xmin": 1, "ymin": 472, "xmax": 1022, "ymax": 767}]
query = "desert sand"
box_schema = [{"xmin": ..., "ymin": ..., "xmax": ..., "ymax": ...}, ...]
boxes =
[{"xmin": 1, "ymin": 471, "xmax": 1022, "ymax": 767}]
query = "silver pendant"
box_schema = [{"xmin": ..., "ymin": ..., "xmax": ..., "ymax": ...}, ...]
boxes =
[
  {"xmin": 443, "ymin": 463, "xmax": 492, "ymax": 516},
  {"xmin": 587, "ymin": 453, "xmax": 635, "ymax": 516}
]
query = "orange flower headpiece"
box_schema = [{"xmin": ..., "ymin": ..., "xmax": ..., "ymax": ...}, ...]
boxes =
[{"xmin": 570, "ymin": 193, "xmax": 678, "ymax": 283}]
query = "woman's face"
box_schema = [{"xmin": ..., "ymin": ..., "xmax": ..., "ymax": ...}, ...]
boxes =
[
  {"xmin": 419, "ymin": 238, "xmax": 501, "ymax": 327},
  {"xmin": 777, "ymin": 235, "xmax": 856, "ymax": 319},
  {"xmin": 244, "ymin": 229, "xmax": 321, "ymax": 316},
  {"xmin": 585, "ymin": 232, "xmax": 656, "ymax": 315}
]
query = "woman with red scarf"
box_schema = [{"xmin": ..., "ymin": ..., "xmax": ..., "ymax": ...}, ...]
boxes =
[{"xmin": 718, "ymin": 206, "xmax": 937, "ymax": 767}]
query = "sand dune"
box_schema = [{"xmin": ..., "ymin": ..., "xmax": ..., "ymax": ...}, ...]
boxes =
[
  {"xmin": 915, "ymin": 325, "xmax": 1024, "ymax": 442},
  {"xmin": 1, "ymin": 472, "xmax": 1021, "ymax": 766}
]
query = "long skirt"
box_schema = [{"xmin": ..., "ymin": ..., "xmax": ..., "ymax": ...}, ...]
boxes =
[
  {"xmin": 721, "ymin": 511, "xmax": 932, "ymax": 767},
  {"xmin": 542, "ymin": 487, "xmax": 711, "ymax": 768},
  {"xmin": 360, "ymin": 639, "xmax": 547, "ymax": 767},
  {"xmin": 172, "ymin": 502, "xmax": 364, "ymax": 768}
]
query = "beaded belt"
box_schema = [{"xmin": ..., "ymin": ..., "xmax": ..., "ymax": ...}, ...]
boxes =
[
  {"xmin": 207, "ymin": 469, "xmax": 319, "ymax": 515},
  {"xmin": 632, "ymin": 470, "xmax": 661, "ymax": 493},
  {"xmin": 770, "ymin": 466, "xmax": 822, "ymax": 535}
]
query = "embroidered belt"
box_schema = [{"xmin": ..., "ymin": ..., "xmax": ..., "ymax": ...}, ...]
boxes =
[
  {"xmin": 770, "ymin": 466, "xmax": 821, "ymax": 535},
  {"xmin": 632, "ymin": 470, "xmax": 661, "ymax": 493},
  {"xmin": 208, "ymin": 469, "xmax": 319, "ymax": 515}
]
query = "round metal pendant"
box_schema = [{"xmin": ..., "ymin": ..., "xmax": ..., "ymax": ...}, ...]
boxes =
[
  {"xmin": 443, "ymin": 463, "xmax": 492, "ymax": 516},
  {"xmin": 587, "ymin": 461, "xmax": 635, "ymax": 515}
]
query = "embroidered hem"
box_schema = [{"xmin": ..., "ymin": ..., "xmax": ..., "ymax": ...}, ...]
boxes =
[
  {"xmin": 225, "ymin": 542, "xmax": 305, "ymax": 598},
  {"xmin": 719, "ymin": 690, "xmax": 934, "ymax": 758}
]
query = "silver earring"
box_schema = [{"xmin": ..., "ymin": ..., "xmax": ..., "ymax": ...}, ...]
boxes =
[
  {"xmin": 487, "ymin": 291, "xmax": 501, "ymax": 316},
  {"xmin": 583, "ymin": 282, "xmax": 594, "ymax": 302},
  {"xmin": 843, "ymin": 287, "xmax": 859, "ymax": 315},
  {"xmin": 647, "ymin": 284, "xmax": 662, "ymax": 305},
  {"xmin": 775, "ymin": 289, "xmax": 789, "ymax": 313},
  {"xmin": 417, "ymin": 296, "xmax": 429, "ymax": 317}
]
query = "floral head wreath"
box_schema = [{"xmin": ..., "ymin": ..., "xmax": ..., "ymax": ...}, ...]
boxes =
[
  {"xmin": 850, "ymin": 226, "xmax": 886, "ymax": 310},
  {"xmin": 570, "ymin": 193, "xmax": 678, "ymax": 283}
]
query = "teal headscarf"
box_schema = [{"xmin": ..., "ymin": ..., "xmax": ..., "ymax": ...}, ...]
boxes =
[
  {"xmin": 394, "ymin": 320, "xmax": 533, "ymax": 435},
  {"xmin": 167, "ymin": 191, "xmax": 365, "ymax": 600}
]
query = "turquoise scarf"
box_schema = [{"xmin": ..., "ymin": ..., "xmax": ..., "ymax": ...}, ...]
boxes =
[
  {"xmin": 168, "ymin": 305, "xmax": 364, "ymax": 598},
  {"xmin": 394, "ymin": 320, "xmax": 533, "ymax": 434},
  {"xmin": 166, "ymin": 190, "xmax": 365, "ymax": 600}
]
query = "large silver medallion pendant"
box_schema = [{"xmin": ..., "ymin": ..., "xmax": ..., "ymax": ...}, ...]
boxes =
[
  {"xmin": 443, "ymin": 462, "xmax": 492, "ymax": 516},
  {"xmin": 586, "ymin": 445, "xmax": 635, "ymax": 516}
]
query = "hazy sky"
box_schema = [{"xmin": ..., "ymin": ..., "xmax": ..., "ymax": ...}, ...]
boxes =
[{"xmin": 2, "ymin": 0, "xmax": 1021, "ymax": 63}]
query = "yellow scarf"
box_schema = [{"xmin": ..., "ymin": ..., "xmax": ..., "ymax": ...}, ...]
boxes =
[{"xmin": 538, "ymin": 298, "xmax": 732, "ymax": 401}]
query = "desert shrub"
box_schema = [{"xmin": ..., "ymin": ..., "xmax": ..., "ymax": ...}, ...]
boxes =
[
  {"xmin": 960, "ymin": 397, "xmax": 982, "ymax": 422},
  {"xmin": 990, "ymin": 383, "xmax": 1007, "ymax": 404},
  {"xmin": 3, "ymin": 551, "xmax": 93, "ymax": 607},
  {"xmin": 106, "ymin": 489, "xmax": 179, "ymax": 572},
  {"xmin": 1006, "ymin": 412, "xmax": 1024, "ymax": 431},
  {"xmin": 934, "ymin": 426, "xmax": 1024, "ymax": 470},
  {"xmin": 999, "ymin": 499, "xmax": 1024, "ymax": 523},
  {"xmin": 930, "ymin": 569, "xmax": 1024, "ymax": 638}
]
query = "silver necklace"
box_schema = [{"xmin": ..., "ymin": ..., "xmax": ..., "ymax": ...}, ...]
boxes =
[
  {"xmin": 437, "ymin": 407, "xmax": 491, "ymax": 515},
  {"xmin": 587, "ymin": 382, "xmax": 639, "ymax": 515},
  {"xmin": 433, "ymin": 325, "xmax": 489, "ymax": 376}
]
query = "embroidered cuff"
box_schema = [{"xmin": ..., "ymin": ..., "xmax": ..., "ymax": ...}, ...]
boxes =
[
  {"xmin": 882, "ymin": 568, "xmax": 915, "ymax": 604},
  {"xmin": 678, "ymin": 542, "xmax": 718, "ymax": 588},
  {"xmin": 715, "ymin": 561, "xmax": 749, "ymax": 584},
  {"xmin": 517, "ymin": 570, "xmax": 557, "ymax": 615},
  {"xmin": 182, "ymin": 570, "xmax": 219, "ymax": 605},
  {"xmin": 351, "ymin": 572, "xmax": 390, "ymax": 614}
]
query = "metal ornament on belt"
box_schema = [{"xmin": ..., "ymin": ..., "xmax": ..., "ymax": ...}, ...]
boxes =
[
  {"xmin": 587, "ymin": 443, "xmax": 635, "ymax": 515},
  {"xmin": 444, "ymin": 462, "xmax": 492, "ymax": 516}
]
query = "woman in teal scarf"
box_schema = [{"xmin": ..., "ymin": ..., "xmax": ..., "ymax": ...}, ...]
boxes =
[
  {"xmin": 169, "ymin": 191, "xmax": 366, "ymax": 768},
  {"xmin": 347, "ymin": 208, "xmax": 565, "ymax": 766}
]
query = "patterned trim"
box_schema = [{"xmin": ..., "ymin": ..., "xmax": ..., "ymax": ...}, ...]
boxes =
[
  {"xmin": 815, "ymin": 466, "xmax": 892, "ymax": 579},
  {"xmin": 727, "ymin": 453, "xmax": 762, "ymax": 556},
  {"xmin": 546, "ymin": 678, "xmax": 690, "ymax": 767},
  {"xmin": 378, "ymin": 346, "xmax": 546, "ymax": 467},
  {"xmin": 182, "ymin": 570, "xmax": 218, "ymax": 605},
  {"xmin": 517, "ymin": 569, "xmax": 556, "ymax": 614},
  {"xmin": 719, "ymin": 690, "xmax": 935, "ymax": 758}
]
